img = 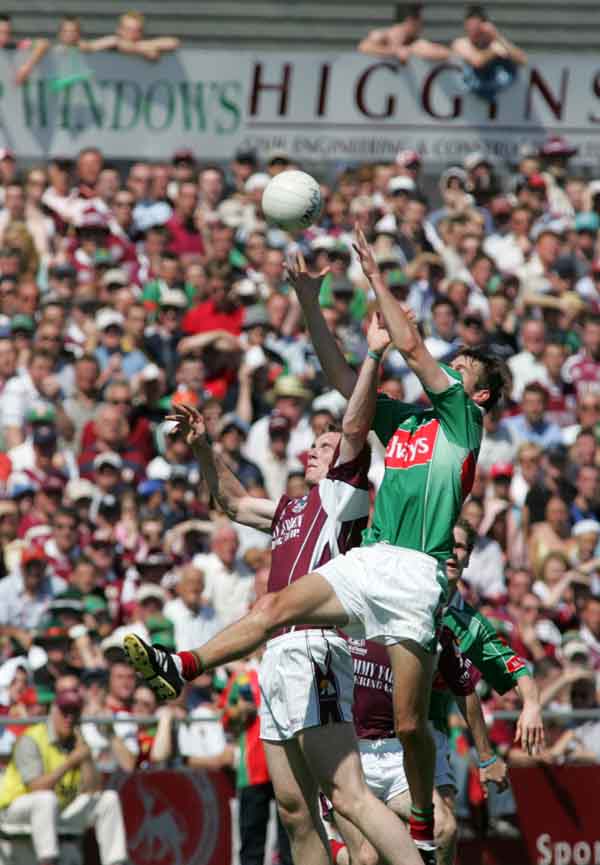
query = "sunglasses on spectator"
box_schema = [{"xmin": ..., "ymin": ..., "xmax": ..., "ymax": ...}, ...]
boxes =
[{"xmin": 108, "ymin": 398, "xmax": 129, "ymax": 405}]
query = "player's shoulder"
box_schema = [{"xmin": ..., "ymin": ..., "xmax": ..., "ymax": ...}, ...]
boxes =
[{"xmin": 323, "ymin": 443, "xmax": 371, "ymax": 486}]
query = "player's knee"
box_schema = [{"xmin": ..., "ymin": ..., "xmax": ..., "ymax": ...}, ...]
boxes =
[
  {"xmin": 359, "ymin": 841, "xmax": 379, "ymax": 865},
  {"xmin": 330, "ymin": 785, "xmax": 362, "ymax": 824},
  {"xmin": 276, "ymin": 793, "xmax": 313, "ymax": 841}
]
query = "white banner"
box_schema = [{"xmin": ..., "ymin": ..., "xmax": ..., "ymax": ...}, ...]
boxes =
[{"xmin": 1, "ymin": 47, "xmax": 600, "ymax": 164}]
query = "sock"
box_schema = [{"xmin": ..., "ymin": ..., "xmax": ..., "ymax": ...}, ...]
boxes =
[
  {"xmin": 409, "ymin": 805, "xmax": 435, "ymax": 846},
  {"xmin": 177, "ymin": 650, "xmax": 203, "ymax": 681},
  {"xmin": 329, "ymin": 839, "xmax": 347, "ymax": 864}
]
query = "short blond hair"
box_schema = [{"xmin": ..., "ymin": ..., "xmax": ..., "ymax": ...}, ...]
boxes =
[{"xmin": 119, "ymin": 10, "xmax": 144, "ymax": 27}]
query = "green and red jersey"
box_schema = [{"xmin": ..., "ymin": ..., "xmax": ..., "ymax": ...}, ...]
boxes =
[
  {"xmin": 365, "ymin": 365, "xmax": 483, "ymax": 562},
  {"xmin": 224, "ymin": 668, "xmax": 270, "ymax": 790}
]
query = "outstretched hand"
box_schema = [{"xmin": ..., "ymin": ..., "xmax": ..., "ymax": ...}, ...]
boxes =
[
  {"xmin": 166, "ymin": 403, "xmax": 207, "ymax": 448},
  {"xmin": 353, "ymin": 224, "xmax": 379, "ymax": 280},
  {"xmin": 366, "ymin": 312, "xmax": 391, "ymax": 355},
  {"xmin": 286, "ymin": 251, "xmax": 329, "ymax": 295}
]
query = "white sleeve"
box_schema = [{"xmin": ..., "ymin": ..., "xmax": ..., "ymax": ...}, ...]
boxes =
[
  {"xmin": 178, "ymin": 714, "xmax": 227, "ymax": 758},
  {"xmin": 1, "ymin": 379, "xmax": 26, "ymax": 429}
]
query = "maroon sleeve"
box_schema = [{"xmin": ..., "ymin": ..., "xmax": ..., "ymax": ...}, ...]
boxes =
[
  {"xmin": 326, "ymin": 443, "xmax": 371, "ymax": 489},
  {"xmin": 437, "ymin": 642, "xmax": 481, "ymax": 696}
]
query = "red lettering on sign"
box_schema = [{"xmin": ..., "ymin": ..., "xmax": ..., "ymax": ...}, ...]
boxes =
[{"xmin": 385, "ymin": 419, "xmax": 439, "ymax": 469}]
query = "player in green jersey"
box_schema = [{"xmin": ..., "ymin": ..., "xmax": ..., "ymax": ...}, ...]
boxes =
[{"xmin": 124, "ymin": 229, "xmax": 506, "ymax": 856}]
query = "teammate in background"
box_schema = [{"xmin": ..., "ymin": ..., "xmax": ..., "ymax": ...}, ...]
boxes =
[
  {"xmin": 331, "ymin": 520, "xmax": 543, "ymax": 865},
  {"xmin": 358, "ymin": 3, "xmax": 450, "ymax": 63},
  {"xmin": 149, "ymin": 316, "xmax": 424, "ymax": 865},
  {"xmin": 125, "ymin": 229, "xmax": 506, "ymax": 856}
]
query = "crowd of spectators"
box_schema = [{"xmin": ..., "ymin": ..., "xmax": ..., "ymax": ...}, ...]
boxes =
[{"xmin": 1, "ymin": 124, "xmax": 600, "ymax": 846}]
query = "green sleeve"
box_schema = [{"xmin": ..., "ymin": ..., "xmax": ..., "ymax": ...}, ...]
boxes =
[
  {"xmin": 371, "ymin": 393, "xmax": 423, "ymax": 446},
  {"xmin": 424, "ymin": 364, "xmax": 482, "ymax": 448},
  {"xmin": 465, "ymin": 607, "xmax": 530, "ymax": 695},
  {"xmin": 228, "ymin": 680, "xmax": 240, "ymax": 706},
  {"xmin": 141, "ymin": 281, "xmax": 160, "ymax": 305}
]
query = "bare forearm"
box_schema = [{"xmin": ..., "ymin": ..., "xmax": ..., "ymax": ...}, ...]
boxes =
[
  {"xmin": 80, "ymin": 757, "xmax": 101, "ymax": 792},
  {"xmin": 193, "ymin": 440, "xmax": 239, "ymax": 517},
  {"xmin": 297, "ymin": 290, "xmax": 357, "ymax": 398},
  {"xmin": 460, "ymin": 694, "xmax": 494, "ymax": 760},
  {"xmin": 369, "ymin": 273, "xmax": 418, "ymax": 356},
  {"xmin": 496, "ymin": 33, "xmax": 527, "ymax": 65},
  {"xmin": 149, "ymin": 715, "xmax": 174, "ymax": 763},
  {"xmin": 342, "ymin": 354, "xmax": 380, "ymax": 441},
  {"xmin": 110, "ymin": 736, "xmax": 137, "ymax": 772}
]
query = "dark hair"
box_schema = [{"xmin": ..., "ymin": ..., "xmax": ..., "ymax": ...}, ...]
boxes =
[
  {"xmin": 465, "ymin": 4, "xmax": 487, "ymax": 20},
  {"xmin": 455, "ymin": 517, "xmax": 478, "ymax": 552},
  {"xmin": 454, "ymin": 347, "xmax": 508, "ymax": 411},
  {"xmin": 522, "ymin": 381, "xmax": 549, "ymax": 403},
  {"xmin": 53, "ymin": 506, "xmax": 78, "ymax": 526},
  {"xmin": 431, "ymin": 296, "xmax": 458, "ymax": 318},
  {"xmin": 583, "ymin": 313, "xmax": 600, "ymax": 329}
]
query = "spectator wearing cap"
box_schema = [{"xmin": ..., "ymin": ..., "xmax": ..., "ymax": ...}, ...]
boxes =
[
  {"xmin": 458, "ymin": 310, "xmax": 486, "ymax": 349},
  {"xmin": 193, "ymin": 520, "xmax": 254, "ymax": 626},
  {"xmin": 141, "ymin": 249, "xmax": 184, "ymax": 314},
  {"xmin": 507, "ymin": 318, "xmax": 547, "ymax": 401},
  {"xmin": 94, "ymin": 307, "xmax": 146, "ymax": 381},
  {"xmin": 562, "ymin": 313, "xmax": 600, "ymax": 402},
  {"xmin": 0, "ymin": 672, "xmax": 128, "ymax": 865},
  {"xmin": 571, "ymin": 212, "xmax": 599, "ymax": 277},
  {"xmin": 159, "ymin": 465, "xmax": 194, "ymax": 531},
  {"xmin": 504, "ymin": 381, "xmax": 562, "ymax": 449},
  {"xmin": 452, "ymin": 4, "xmax": 526, "ymax": 103},
  {"xmin": 0, "ymin": 545, "xmax": 66, "ymax": 637},
  {"xmin": 144, "ymin": 288, "xmax": 188, "ymax": 388},
  {"xmin": 539, "ymin": 135, "xmax": 578, "ymax": 218},
  {"xmin": 164, "ymin": 564, "xmax": 222, "ymax": 651},
  {"xmin": 244, "ymin": 374, "xmax": 313, "ymax": 469},
  {"xmin": 6, "ymin": 403, "xmax": 60, "ymax": 475},
  {"xmin": 463, "ymin": 153, "xmax": 502, "ymax": 209},
  {"xmin": 69, "ymin": 208, "xmax": 112, "ymax": 286},
  {"xmin": 91, "ymin": 452, "xmax": 123, "ymax": 499},
  {"xmin": 358, "ymin": 3, "xmax": 449, "ymax": 63},
  {"xmin": 166, "ymin": 180, "xmax": 204, "ymax": 260}
]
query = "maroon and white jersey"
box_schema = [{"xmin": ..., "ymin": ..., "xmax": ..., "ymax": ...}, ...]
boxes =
[
  {"xmin": 562, "ymin": 352, "xmax": 600, "ymax": 399},
  {"xmin": 268, "ymin": 445, "xmax": 370, "ymax": 633},
  {"xmin": 349, "ymin": 637, "xmax": 480, "ymax": 740}
]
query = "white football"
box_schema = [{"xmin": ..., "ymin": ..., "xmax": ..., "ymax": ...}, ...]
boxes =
[{"xmin": 262, "ymin": 170, "xmax": 322, "ymax": 232}]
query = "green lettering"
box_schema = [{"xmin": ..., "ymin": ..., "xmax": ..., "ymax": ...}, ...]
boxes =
[
  {"xmin": 194, "ymin": 83, "xmax": 206, "ymax": 131},
  {"xmin": 59, "ymin": 84, "xmax": 72, "ymax": 129},
  {"xmin": 109, "ymin": 80, "xmax": 143, "ymax": 130},
  {"xmin": 21, "ymin": 80, "xmax": 47, "ymax": 129},
  {"xmin": 217, "ymin": 82, "xmax": 242, "ymax": 134},
  {"xmin": 81, "ymin": 80, "xmax": 103, "ymax": 127},
  {"xmin": 179, "ymin": 82, "xmax": 192, "ymax": 131},
  {"xmin": 144, "ymin": 80, "xmax": 175, "ymax": 131}
]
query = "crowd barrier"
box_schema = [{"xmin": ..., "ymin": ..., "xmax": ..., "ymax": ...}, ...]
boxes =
[{"xmin": 0, "ymin": 714, "xmax": 598, "ymax": 865}]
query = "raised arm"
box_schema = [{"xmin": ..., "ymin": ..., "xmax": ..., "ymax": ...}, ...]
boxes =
[
  {"xmin": 167, "ymin": 404, "xmax": 276, "ymax": 532},
  {"xmin": 354, "ymin": 226, "xmax": 448, "ymax": 393},
  {"xmin": 340, "ymin": 313, "xmax": 390, "ymax": 463},
  {"xmin": 287, "ymin": 253, "xmax": 357, "ymax": 399}
]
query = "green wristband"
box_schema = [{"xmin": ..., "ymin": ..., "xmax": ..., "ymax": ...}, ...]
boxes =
[{"xmin": 367, "ymin": 349, "xmax": 382, "ymax": 363}]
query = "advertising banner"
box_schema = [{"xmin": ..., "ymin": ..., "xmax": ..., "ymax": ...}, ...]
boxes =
[
  {"xmin": 2, "ymin": 48, "xmax": 600, "ymax": 164},
  {"xmin": 114, "ymin": 768, "xmax": 232, "ymax": 865},
  {"xmin": 510, "ymin": 766, "xmax": 600, "ymax": 865}
]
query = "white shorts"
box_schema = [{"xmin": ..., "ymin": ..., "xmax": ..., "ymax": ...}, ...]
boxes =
[
  {"xmin": 315, "ymin": 543, "xmax": 446, "ymax": 650},
  {"xmin": 359, "ymin": 725, "xmax": 456, "ymax": 802},
  {"xmin": 258, "ymin": 630, "xmax": 353, "ymax": 742}
]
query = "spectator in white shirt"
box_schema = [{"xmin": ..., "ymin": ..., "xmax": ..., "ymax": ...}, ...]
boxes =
[
  {"xmin": 484, "ymin": 204, "xmax": 533, "ymax": 274},
  {"xmin": 460, "ymin": 498, "xmax": 506, "ymax": 599},
  {"xmin": 164, "ymin": 564, "xmax": 222, "ymax": 652},
  {"xmin": 424, "ymin": 296, "xmax": 459, "ymax": 361},
  {"xmin": 192, "ymin": 521, "xmax": 254, "ymax": 626},
  {"xmin": 1, "ymin": 349, "xmax": 55, "ymax": 448},
  {"xmin": 507, "ymin": 318, "xmax": 547, "ymax": 400},
  {"xmin": 0, "ymin": 545, "xmax": 67, "ymax": 640}
]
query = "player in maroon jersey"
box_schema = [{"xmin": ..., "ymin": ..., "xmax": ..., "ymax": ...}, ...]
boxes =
[{"xmin": 126, "ymin": 313, "xmax": 425, "ymax": 865}]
